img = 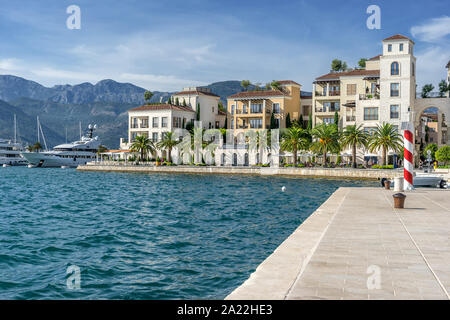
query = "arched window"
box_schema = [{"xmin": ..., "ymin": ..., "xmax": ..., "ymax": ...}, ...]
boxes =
[{"xmin": 391, "ymin": 62, "xmax": 399, "ymax": 76}]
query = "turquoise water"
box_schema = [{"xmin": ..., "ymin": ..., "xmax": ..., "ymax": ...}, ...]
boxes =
[{"xmin": 0, "ymin": 167, "xmax": 375, "ymax": 299}]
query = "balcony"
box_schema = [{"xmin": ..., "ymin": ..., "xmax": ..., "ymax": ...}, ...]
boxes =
[
  {"xmin": 359, "ymin": 93, "xmax": 380, "ymax": 100},
  {"xmin": 315, "ymin": 107, "xmax": 340, "ymax": 113},
  {"xmin": 130, "ymin": 124, "xmax": 139, "ymax": 128},
  {"xmin": 346, "ymin": 116, "xmax": 356, "ymax": 122},
  {"xmin": 329, "ymin": 91, "xmax": 340, "ymax": 96}
]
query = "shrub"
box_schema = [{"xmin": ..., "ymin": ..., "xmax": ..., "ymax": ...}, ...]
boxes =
[
  {"xmin": 435, "ymin": 146, "xmax": 450, "ymax": 166},
  {"xmin": 423, "ymin": 144, "xmax": 438, "ymax": 160},
  {"xmin": 372, "ymin": 164, "xmax": 393, "ymax": 169}
]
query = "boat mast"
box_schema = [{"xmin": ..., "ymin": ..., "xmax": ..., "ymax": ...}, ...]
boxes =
[
  {"xmin": 14, "ymin": 114, "xmax": 17, "ymax": 144},
  {"xmin": 79, "ymin": 121, "xmax": 82, "ymax": 140},
  {"xmin": 37, "ymin": 116, "xmax": 40, "ymax": 143}
]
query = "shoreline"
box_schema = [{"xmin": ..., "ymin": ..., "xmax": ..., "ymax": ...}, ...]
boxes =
[{"xmin": 77, "ymin": 163, "xmax": 402, "ymax": 181}]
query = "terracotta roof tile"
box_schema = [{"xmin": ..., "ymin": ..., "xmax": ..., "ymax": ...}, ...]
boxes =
[
  {"xmin": 315, "ymin": 70, "xmax": 379, "ymax": 81},
  {"xmin": 368, "ymin": 54, "xmax": 382, "ymax": 61},
  {"xmin": 129, "ymin": 104, "xmax": 195, "ymax": 112},
  {"xmin": 228, "ymin": 89, "xmax": 287, "ymax": 99},
  {"xmin": 218, "ymin": 110, "xmax": 227, "ymax": 116},
  {"xmin": 383, "ymin": 34, "xmax": 414, "ymax": 43},
  {"xmin": 278, "ymin": 80, "xmax": 301, "ymax": 86}
]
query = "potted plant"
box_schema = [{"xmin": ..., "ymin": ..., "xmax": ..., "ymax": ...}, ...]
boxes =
[{"xmin": 155, "ymin": 156, "xmax": 161, "ymax": 166}]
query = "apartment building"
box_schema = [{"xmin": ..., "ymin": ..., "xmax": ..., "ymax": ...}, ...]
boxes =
[
  {"xmin": 121, "ymin": 104, "xmax": 196, "ymax": 147},
  {"xmin": 226, "ymin": 80, "xmax": 302, "ymax": 133},
  {"xmin": 172, "ymin": 87, "xmax": 226, "ymax": 129},
  {"xmin": 312, "ymin": 34, "xmax": 421, "ymax": 164}
]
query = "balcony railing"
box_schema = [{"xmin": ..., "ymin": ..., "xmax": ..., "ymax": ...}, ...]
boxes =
[
  {"xmin": 346, "ymin": 116, "xmax": 356, "ymax": 121},
  {"xmin": 329, "ymin": 91, "xmax": 340, "ymax": 96},
  {"xmin": 315, "ymin": 107, "xmax": 340, "ymax": 113},
  {"xmin": 359, "ymin": 93, "xmax": 380, "ymax": 100},
  {"xmin": 130, "ymin": 124, "xmax": 139, "ymax": 128}
]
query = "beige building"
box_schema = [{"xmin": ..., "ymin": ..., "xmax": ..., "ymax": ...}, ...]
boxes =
[{"xmin": 226, "ymin": 80, "xmax": 303, "ymax": 133}]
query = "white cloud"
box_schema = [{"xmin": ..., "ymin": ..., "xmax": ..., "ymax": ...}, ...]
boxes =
[
  {"xmin": 415, "ymin": 45, "xmax": 450, "ymax": 89},
  {"xmin": 411, "ymin": 16, "xmax": 450, "ymax": 43}
]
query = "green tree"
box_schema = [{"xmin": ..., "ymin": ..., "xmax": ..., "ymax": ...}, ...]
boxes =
[
  {"xmin": 298, "ymin": 114, "xmax": 304, "ymax": 129},
  {"xmin": 167, "ymin": 96, "xmax": 172, "ymax": 104},
  {"xmin": 311, "ymin": 123, "xmax": 340, "ymax": 166},
  {"xmin": 334, "ymin": 111, "xmax": 339, "ymax": 127},
  {"xmin": 307, "ymin": 113, "xmax": 312, "ymax": 131},
  {"xmin": 270, "ymin": 80, "xmax": 282, "ymax": 91},
  {"xmin": 423, "ymin": 143, "xmax": 438, "ymax": 160},
  {"xmin": 421, "ymin": 84, "xmax": 434, "ymax": 98},
  {"xmin": 218, "ymin": 101, "xmax": 226, "ymax": 113},
  {"xmin": 182, "ymin": 99, "xmax": 187, "ymax": 106},
  {"xmin": 33, "ymin": 142, "xmax": 43, "ymax": 152},
  {"xmin": 435, "ymin": 146, "xmax": 450, "ymax": 166},
  {"xmin": 175, "ymin": 97, "xmax": 180, "ymax": 106},
  {"xmin": 358, "ymin": 58, "xmax": 367, "ymax": 69},
  {"xmin": 281, "ymin": 127, "xmax": 309, "ymax": 166},
  {"xmin": 368, "ymin": 123, "xmax": 403, "ymax": 165},
  {"xmin": 270, "ymin": 112, "xmax": 276, "ymax": 129},
  {"xmin": 144, "ymin": 91, "xmax": 153, "ymax": 104},
  {"xmin": 286, "ymin": 113, "xmax": 291, "ymax": 128},
  {"xmin": 438, "ymin": 79, "xmax": 449, "ymax": 97},
  {"xmin": 130, "ymin": 135, "xmax": 155, "ymax": 161},
  {"xmin": 97, "ymin": 145, "xmax": 108, "ymax": 155},
  {"xmin": 157, "ymin": 131, "xmax": 179, "ymax": 163},
  {"xmin": 241, "ymin": 80, "xmax": 251, "ymax": 91},
  {"xmin": 196, "ymin": 103, "xmax": 201, "ymax": 121},
  {"xmin": 341, "ymin": 124, "xmax": 368, "ymax": 168},
  {"xmin": 26, "ymin": 145, "xmax": 34, "ymax": 152},
  {"xmin": 331, "ymin": 59, "xmax": 347, "ymax": 72}
]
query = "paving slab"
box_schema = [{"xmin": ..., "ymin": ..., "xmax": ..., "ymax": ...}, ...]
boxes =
[{"xmin": 226, "ymin": 187, "xmax": 450, "ymax": 300}]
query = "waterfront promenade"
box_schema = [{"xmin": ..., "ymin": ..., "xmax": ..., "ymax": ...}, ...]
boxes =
[
  {"xmin": 227, "ymin": 187, "xmax": 450, "ymax": 300},
  {"xmin": 78, "ymin": 163, "xmax": 402, "ymax": 180}
]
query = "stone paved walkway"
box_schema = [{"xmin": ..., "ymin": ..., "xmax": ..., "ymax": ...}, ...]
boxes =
[{"xmin": 286, "ymin": 188, "xmax": 450, "ymax": 300}]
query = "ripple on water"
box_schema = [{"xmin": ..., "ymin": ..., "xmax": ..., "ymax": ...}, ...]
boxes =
[{"xmin": 0, "ymin": 167, "xmax": 376, "ymax": 299}]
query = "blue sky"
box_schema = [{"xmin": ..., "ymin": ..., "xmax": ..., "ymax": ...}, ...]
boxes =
[{"xmin": 0, "ymin": 0, "xmax": 449, "ymax": 91}]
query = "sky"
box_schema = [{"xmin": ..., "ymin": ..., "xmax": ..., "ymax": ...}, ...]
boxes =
[{"xmin": 0, "ymin": 0, "xmax": 449, "ymax": 92}]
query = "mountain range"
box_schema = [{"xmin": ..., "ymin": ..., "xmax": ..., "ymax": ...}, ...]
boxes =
[{"xmin": 0, "ymin": 75, "xmax": 311, "ymax": 148}]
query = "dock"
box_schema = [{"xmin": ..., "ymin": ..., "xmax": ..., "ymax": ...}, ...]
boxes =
[{"xmin": 226, "ymin": 187, "xmax": 450, "ymax": 300}]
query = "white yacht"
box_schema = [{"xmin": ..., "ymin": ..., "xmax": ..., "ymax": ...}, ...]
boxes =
[
  {"xmin": 0, "ymin": 139, "xmax": 27, "ymax": 166},
  {"xmin": 21, "ymin": 124, "xmax": 101, "ymax": 168}
]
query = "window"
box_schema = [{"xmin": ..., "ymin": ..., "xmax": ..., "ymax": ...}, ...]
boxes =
[
  {"xmin": 215, "ymin": 121, "xmax": 219, "ymax": 128},
  {"xmin": 173, "ymin": 117, "xmax": 182, "ymax": 128},
  {"xmin": 152, "ymin": 132, "xmax": 158, "ymax": 142},
  {"xmin": 231, "ymin": 104, "xmax": 235, "ymax": 115},
  {"xmin": 371, "ymin": 82, "xmax": 377, "ymax": 93},
  {"xmin": 231, "ymin": 119, "xmax": 234, "ymax": 129},
  {"xmin": 141, "ymin": 118, "xmax": 149, "ymax": 128},
  {"xmin": 250, "ymin": 119, "xmax": 263, "ymax": 129},
  {"xmin": 152, "ymin": 117, "xmax": 159, "ymax": 128},
  {"xmin": 412, "ymin": 62, "xmax": 415, "ymax": 77},
  {"xmin": 243, "ymin": 104, "xmax": 248, "ymax": 114},
  {"xmin": 161, "ymin": 117, "xmax": 168, "ymax": 128},
  {"xmin": 250, "ymin": 103, "xmax": 263, "ymax": 113},
  {"xmin": 212, "ymin": 107, "xmax": 214, "ymax": 113},
  {"xmin": 364, "ymin": 127, "xmax": 376, "ymax": 135},
  {"xmin": 399, "ymin": 43, "xmax": 403, "ymax": 51},
  {"xmin": 388, "ymin": 44, "xmax": 392, "ymax": 52},
  {"xmin": 347, "ymin": 84, "xmax": 356, "ymax": 95},
  {"xmin": 364, "ymin": 107, "xmax": 378, "ymax": 121},
  {"xmin": 390, "ymin": 105, "xmax": 399, "ymax": 119},
  {"xmin": 273, "ymin": 103, "xmax": 280, "ymax": 114},
  {"xmin": 391, "ymin": 62, "xmax": 399, "ymax": 75},
  {"xmin": 131, "ymin": 118, "xmax": 138, "ymax": 128},
  {"xmin": 323, "ymin": 117, "xmax": 334, "ymax": 125},
  {"xmin": 390, "ymin": 83, "xmax": 400, "ymax": 97}
]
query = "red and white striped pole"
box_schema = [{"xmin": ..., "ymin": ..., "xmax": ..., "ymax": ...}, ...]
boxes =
[{"xmin": 403, "ymin": 127, "xmax": 414, "ymax": 190}]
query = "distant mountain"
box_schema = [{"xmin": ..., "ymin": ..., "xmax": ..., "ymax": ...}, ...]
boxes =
[
  {"xmin": 0, "ymin": 75, "xmax": 311, "ymax": 148},
  {"xmin": 0, "ymin": 99, "xmax": 64, "ymax": 147}
]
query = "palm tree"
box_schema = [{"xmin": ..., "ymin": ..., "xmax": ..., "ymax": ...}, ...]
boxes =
[
  {"xmin": 130, "ymin": 135, "xmax": 155, "ymax": 161},
  {"xmin": 33, "ymin": 142, "xmax": 43, "ymax": 152},
  {"xmin": 311, "ymin": 123, "xmax": 340, "ymax": 166},
  {"xmin": 341, "ymin": 125, "xmax": 368, "ymax": 168},
  {"xmin": 270, "ymin": 80, "xmax": 282, "ymax": 91},
  {"xmin": 281, "ymin": 127, "xmax": 309, "ymax": 166},
  {"xmin": 368, "ymin": 123, "xmax": 403, "ymax": 165},
  {"xmin": 26, "ymin": 145, "xmax": 34, "ymax": 152},
  {"xmin": 157, "ymin": 131, "xmax": 179, "ymax": 163}
]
